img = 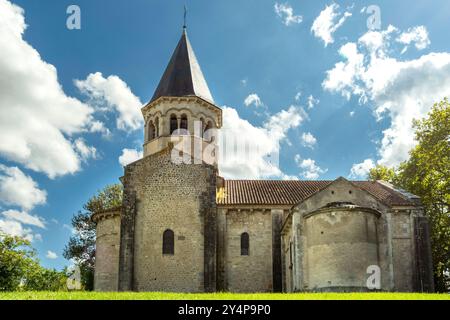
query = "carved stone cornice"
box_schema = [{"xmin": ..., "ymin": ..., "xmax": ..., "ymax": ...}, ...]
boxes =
[{"xmin": 91, "ymin": 207, "xmax": 122, "ymax": 223}]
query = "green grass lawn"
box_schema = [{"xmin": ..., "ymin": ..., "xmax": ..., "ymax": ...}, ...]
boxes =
[{"xmin": 0, "ymin": 291, "xmax": 449, "ymax": 300}]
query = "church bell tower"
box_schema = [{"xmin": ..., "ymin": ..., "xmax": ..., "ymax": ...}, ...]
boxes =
[
  {"xmin": 117, "ymin": 26, "xmax": 222, "ymax": 292},
  {"xmin": 141, "ymin": 28, "xmax": 222, "ymax": 159}
]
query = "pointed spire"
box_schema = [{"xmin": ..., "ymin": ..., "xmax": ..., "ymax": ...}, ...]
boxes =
[{"xmin": 150, "ymin": 28, "xmax": 214, "ymax": 104}]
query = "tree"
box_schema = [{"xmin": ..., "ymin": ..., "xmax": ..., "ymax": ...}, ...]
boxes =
[
  {"xmin": 63, "ymin": 184, "xmax": 123, "ymax": 290},
  {"xmin": 0, "ymin": 233, "xmax": 67, "ymax": 291},
  {"xmin": 0, "ymin": 234, "xmax": 36, "ymax": 291},
  {"xmin": 395, "ymin": 99, "xmax": 450, "ymax": 292},
  {"xmin": 368, "ymin": 165, "xmax": 397, "ymax": 183},
  {"xmin": 366, "ymin": 99, "xmax": 450, "ymax": 292}
]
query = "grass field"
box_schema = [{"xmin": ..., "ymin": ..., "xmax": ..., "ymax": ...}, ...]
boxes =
[{"xmin": 0, "ymin": 292, "xmax": 449, "ymax": 300}]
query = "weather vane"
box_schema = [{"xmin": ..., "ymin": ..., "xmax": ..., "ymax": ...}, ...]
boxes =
[{"xmin": 183, "ymin": 5, "xmax": 187, "ymax": 29}]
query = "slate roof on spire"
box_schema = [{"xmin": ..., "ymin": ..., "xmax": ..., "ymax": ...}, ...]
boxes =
[{"xmin": 150, "ymin": 29, "xmax": 214, "ymax": 104}]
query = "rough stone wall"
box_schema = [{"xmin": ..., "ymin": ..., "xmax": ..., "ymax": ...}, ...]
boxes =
[
  {"xmin": 94, "ymin": 213, "xmax": 121, "ymax": 291},
  {"xmin": 304, "ymin": 208, "xmax": 380, "ymax": 291},
  {"xmin": 283, "ymin": 178, "xmax": 394, "ymax": 292},
  {"xmin": 413, "ymin": 215, "xmax": 434, "ymax": 292},
  {"xmin": 223, "ymin": 209, "xmax": 273, "ymax": 292},
  {"xmin": 391, "ymin": 210, "xmax": 415, "ymax": 291},
  {"xmin": 120, "ymin": 148, "xmax": 217, "ymax": 292},
  {"xmin": 118, "ymin": 188, "xmax": 136, "ymax": 291},
  {"xmin": 281, "ymin": 178, "xmax": 428, "ymax": 292},
  {"xmin": 216, "ymin": 208, "xmax": 227, "ymax": 291},
  {"xmin": 281, "ymin": 219, "xmax": 293, "ymax": 293},
  {"xmin": 200, "ymin": 166, "xmax": 218, "ymax": 292},
  {"xmin": 271, "ymin": 210, "xmax": 283, "ymax": 292}
]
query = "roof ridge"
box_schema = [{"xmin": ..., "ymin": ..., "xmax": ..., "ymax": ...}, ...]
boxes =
[
  {"xmin": 219, "ymin": 179, "xmax": 414, "ymax": 206},
  {"xmin": 225, "ymin": 179, "xmax": 335, "ymax": 182}
]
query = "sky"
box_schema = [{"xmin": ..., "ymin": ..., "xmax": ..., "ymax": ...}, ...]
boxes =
[{"xmin": 1, "ymin": 0, "xmax": 450, "ymax": 270}]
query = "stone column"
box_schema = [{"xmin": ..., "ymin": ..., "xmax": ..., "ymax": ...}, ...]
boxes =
[
  {"xmin": 201, "ymin": 167, "xmax": 218, "ymax": 292},
  {"xmin": 118, "ymin": 186, "xmax": 137, "ymax": 291},
  {"xmin": 271, "ymin": 210, "xmax": 283, "ymax": 292},
  {"xmin": 414, "ymin": 216, "xmax": 435, "ymax": 292}
]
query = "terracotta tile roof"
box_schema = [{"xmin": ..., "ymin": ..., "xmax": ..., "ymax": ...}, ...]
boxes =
[
  {"xmin": 353, "ymin": 181, "xmax": 414, "ymax": 206},
  {"xmin": 217, "ymin": 180, "xmax": 414, "ymax": 207}
]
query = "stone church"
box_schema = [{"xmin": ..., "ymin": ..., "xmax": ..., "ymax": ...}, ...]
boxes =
[{"xmin": 92, "ymin": 27, "xmax": 434, "ymax": 293}]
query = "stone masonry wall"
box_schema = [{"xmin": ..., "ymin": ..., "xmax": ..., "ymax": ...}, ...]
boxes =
[
  {"xmin": 304, "ymin": 207, "xmax": 380, "ymax": 291},
  {"xmin": 391, "ymin": 210, "xmax": 415, "ymax": 291},
  {"xmin": 121, "ymin": 149, "xmax": 217, "ymax": 292},
  {"xmin": 285, "ymin": 178, "xmax": 393, "ymax": 291},
  {"xmin": 94, "ymin": 213, "xmax": 121, "ymax": 291},
  {"xmin": 224, "ymin": 209, "xmax": 273, "ymax": 292}
]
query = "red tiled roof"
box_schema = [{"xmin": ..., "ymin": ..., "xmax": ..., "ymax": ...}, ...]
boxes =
[
  {"xmin": 217, "ymin": 180, "xmax": 413, "ymax": 207},
  {"xmin": 353, "ymin": 181, "xmax": 414, "ymax": 207}
]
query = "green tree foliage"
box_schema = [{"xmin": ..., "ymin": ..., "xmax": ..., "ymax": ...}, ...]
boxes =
[
  {"xmin": 0, "ymin": 233, "xmax": 67, "ymax": 291},
  {"xmin": 0, "ymin": 234, "xmax": 35, "ymax": 291},
  {"xmin": 366, "ymin": 99, "xmax": 450, "ymax": 292},
  {"xmin": 22, "ymin": 265, "xmax": 68, "ymax": 291},
  {"xmin": 63, "ymin": 184, "xmax": 123, "ymax": 290},
  {"xmin": 368, "ymin": 165, "xmax": 397, "ymax": 183},
  {"xmin": 396, "ymin": 99, "xmax": 450, "ymax": 292}
]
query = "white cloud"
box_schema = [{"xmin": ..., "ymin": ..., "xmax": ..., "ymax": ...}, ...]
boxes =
[
  {"xmin": 119, "ymin": 148, "xmax": 143, "ymax": 167},
  {"xmin": 1, "ymin": 209, "xmax": 45, "ymax": 228},
  {"xmin": 323, "ymin": 25, "xmax": 450, "ymax": 166},
  {"xmin": 0, "ymin": 165, "xmax": 46, "ymax": 210},
  {"xmin": 244, "ymin": 93, "xmax": 263, "ymax": 108},
  {"xmin": 263, "ymin": 105, "xmax": 306, "ymax": 141},
  {"xmin": 89, "ymin": 120, "xmax": 111, "ymax": 138},
  {"xmin": 311, "ymin": 3, "xmax": 352, "ymax": 47},
  {"xmin": 75, "ymin": 72, "xmax": 143, "ymax": 131},
  {"xmin": 295, "ymin": 155, "xmax": 327, "ymax": 180},
  {"xmin": 0, "ymin": 219, "xmax": 35, "ymax": 241},
  {"xmin": 281, "ymin": 174, "xmax": 299, "ymax": 181},
  {"xmin": 74, "ymin": 138, "xmax": 97, "ymax": 162},
  {"xmin": 301, "ymin": 132, "xmax": 317, "ymax": 149},
  {"xmin": 0, "ymin": 0, "xmax": 98, "ymax": 178},
  {"xmin": 46, "ymin": 250, "xmax": 58, "ymax": 259},
  {"xmin": 349, "ymin": 159, "xmax": 375, "ymax": 179},
  {"xmin": 307, "ymin": 95, "xmax": 320, "ymax": 109},
  {"xmin": 322, "ymin": 43, "xmax": 365, "ymax": 100},
  {"xmin": 274, "ymin": 2, "xmax": 303, "ymax": 26},
  {"xmin": 219, "ymin": 106, "xmax": 306, "ymax": 179},
  {"xmin": 295, "ymin": 91, "xmax": 302, "ymax": 101},
  {"xmin": 397, "ymin": 26, "xmax": 430, "ymax": 53}
]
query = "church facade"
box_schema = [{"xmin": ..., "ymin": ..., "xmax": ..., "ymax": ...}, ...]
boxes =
[{"xmin": 92, "ymin": 28, "xmax": 434, "ymax": 293}]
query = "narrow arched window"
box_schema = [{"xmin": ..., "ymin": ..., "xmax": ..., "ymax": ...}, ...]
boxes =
[
  {"xmin": 148, "ymin": 121, "xmax": 155, "ymax": 141},
  {"xmin": 155, "ymin": 117, "xmax": 159, "ymax": 137},
  {"xmin": 199, "ymin": 118, "xmax": 205, "ymax": 137},
  {"xmin": 204, "ymin": 121, "xmax": 213, "ymax": 141},
  {"xmin": 162, "ymin": 229, "xmax": 174, "ymax": 255},
  {"xmin": 180, "ymin": 114, "xmax": 188, "ymax": 134},
  {"xmin": 289, "ymin": 241, "xmax": 293, "ymax": 269},
  {"xmin": 241, "ymin": 232, "xmax": 249, "ymax": 256},
  {"xmin": 170, "ymin": 114, "xmax": 178, "ymax": 135}
]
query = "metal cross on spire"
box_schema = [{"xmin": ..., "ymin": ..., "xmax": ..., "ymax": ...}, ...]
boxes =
[{"xmin": 183, "ymin": 5, "xmax": 187, "ymax": 29}]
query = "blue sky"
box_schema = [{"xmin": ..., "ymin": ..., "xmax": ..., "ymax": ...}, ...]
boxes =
[{"xmin": 1, "ymin": 0, "xmax": 450, "ymax": 270}]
